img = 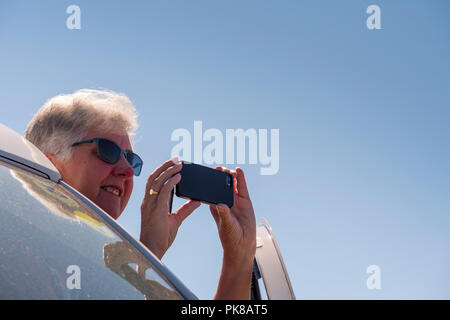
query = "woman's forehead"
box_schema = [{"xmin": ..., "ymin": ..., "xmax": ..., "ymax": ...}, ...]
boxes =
[{"xmin": 84, "ymin": 129, "xmax": 133, "ymax": 151}]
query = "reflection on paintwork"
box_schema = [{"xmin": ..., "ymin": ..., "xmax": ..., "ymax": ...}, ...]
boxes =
[
  {"xmin": 74, "ymin": 210, "xmax": 115, "ymax": 238},
  {"xmin": 103, "ymin": 241, "xmax": 180, "ymax": 299}
]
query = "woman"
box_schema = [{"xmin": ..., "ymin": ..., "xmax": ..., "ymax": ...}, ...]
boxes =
[{"xmin": 25, "ymin": 89, "xmax": 256, "ymax": 299}]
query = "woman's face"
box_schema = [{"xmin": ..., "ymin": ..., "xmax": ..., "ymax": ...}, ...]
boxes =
[{"xmin": 49, "ymin": 128, "xmax": 135, "ymax": 220}]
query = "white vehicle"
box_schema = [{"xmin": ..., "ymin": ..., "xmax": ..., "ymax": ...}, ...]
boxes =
[{"xmin": 0, "ymin": 123, "xmax": 294, "ymax": 300}]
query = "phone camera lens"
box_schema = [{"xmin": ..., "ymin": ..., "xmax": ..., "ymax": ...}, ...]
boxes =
[{"xmin": 226, "ymin": 175, "xmax": 232, "ymax": 187}]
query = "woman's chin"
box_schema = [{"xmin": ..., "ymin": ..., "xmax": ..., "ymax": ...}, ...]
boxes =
[{"xmin": 100, "ymin": 202, "xmax": 121, "ymax": 220}]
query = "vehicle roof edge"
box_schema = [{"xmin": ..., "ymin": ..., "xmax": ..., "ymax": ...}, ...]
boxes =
[{"xmin": 0, "ymin": 123, "xmax": 61, "ymax": 182}]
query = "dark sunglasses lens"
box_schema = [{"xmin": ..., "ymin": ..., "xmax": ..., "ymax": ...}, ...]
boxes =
[
  {"xmin": 126, "ymin": 152, "xmax": 143, "ymax": 176},
  {"xmin": 97, "ymin": 139, "xmax": 121, "ymax": 164}
]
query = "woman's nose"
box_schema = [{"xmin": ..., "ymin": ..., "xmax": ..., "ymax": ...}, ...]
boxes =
[{"xmin": 112, "ymin": 154, "xmax": 134, "ymax": 177}]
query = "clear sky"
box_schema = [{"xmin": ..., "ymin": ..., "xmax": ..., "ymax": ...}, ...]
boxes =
[{"xmin": 1, "ymin": 0, "xmax": 449, "ymax": 299}]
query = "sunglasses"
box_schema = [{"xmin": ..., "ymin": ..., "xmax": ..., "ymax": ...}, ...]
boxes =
[{"xmin": 72, "ymin": 137, "xmax": 143, "ymax": 176}]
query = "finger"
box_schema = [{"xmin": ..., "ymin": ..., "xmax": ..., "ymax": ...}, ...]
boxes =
[
  {"xmin": 217, "ymin": 165, "xmax": 233, "ymax": 174},
  {"xmin": 216, "ymin": 203, "xmax": 233, "ymax": 227},
  {"xmin": 174, "ymin": 200, "xmax": 201, "ymax": 224},
  {"xmin": 145, "ymin": 157, "xmax": 180, "ymax": 195},
  {"xmin": 152, "ymin": 162, "xmax": 182, "ymax": 193},
  {"xmin": 157, "ymin": 173, "xmax": 182, "ymax": 206},
  {"xmin": 215, "ymin": 166, "xmax": 231, "ymax": 174},
  {"xmin": 209, "ymin": 204, "xmax": 220, "ymax": 226},
  {"xmin": 235, "ymin": 167, "xmax": 250, "ymax": 199}
]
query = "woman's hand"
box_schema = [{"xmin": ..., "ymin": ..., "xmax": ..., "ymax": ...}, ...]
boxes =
[
  {"xmin": 209, "ymin": 166, "xmax": 256, "ymax": 300},
  {"xmin": 140, "ymin": 158, "xmax": 201, "ymax": 259}
]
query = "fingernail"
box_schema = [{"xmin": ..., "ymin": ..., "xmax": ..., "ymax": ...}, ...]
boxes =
[{"xmin": 170, "ymin": 156, "xmax": 180, "ymax": 165}]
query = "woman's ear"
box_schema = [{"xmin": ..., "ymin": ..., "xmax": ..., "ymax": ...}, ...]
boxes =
[
  {"xmin": 45, "ymin": 154, "xmax": 59, "ymax": 167},
  {"xmin": 45, "ymin": 154, "xmax": 65, "ymax": 175}
]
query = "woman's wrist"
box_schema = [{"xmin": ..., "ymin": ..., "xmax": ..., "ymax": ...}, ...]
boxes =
[
  {"xmin": 139, "ymin": 233, "xmax": 165, "ymax": 260},
  {"xmin": 214, "ymin": 252, "xmax": 255, "ymax": 300}
]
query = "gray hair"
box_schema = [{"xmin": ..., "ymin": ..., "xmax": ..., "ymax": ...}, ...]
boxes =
[{"xmin": 25, "ymin": 89, "xmax": 138, "ymax": 162}]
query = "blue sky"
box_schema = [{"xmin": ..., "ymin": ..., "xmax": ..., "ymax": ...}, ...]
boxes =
[{"xmin": 1, "ymin": 0, "xmax": 449, "ymax": 299}]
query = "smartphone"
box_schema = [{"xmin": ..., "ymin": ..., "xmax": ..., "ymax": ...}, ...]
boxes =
[{"xmin": 175, "ymin": 161, "xmax": 234, "ymax": 208}]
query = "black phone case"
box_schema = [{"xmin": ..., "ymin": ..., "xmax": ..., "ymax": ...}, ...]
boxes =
[{"xmin": 175, "ymin": 161, "xmax": 234, "ymax": 208}]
